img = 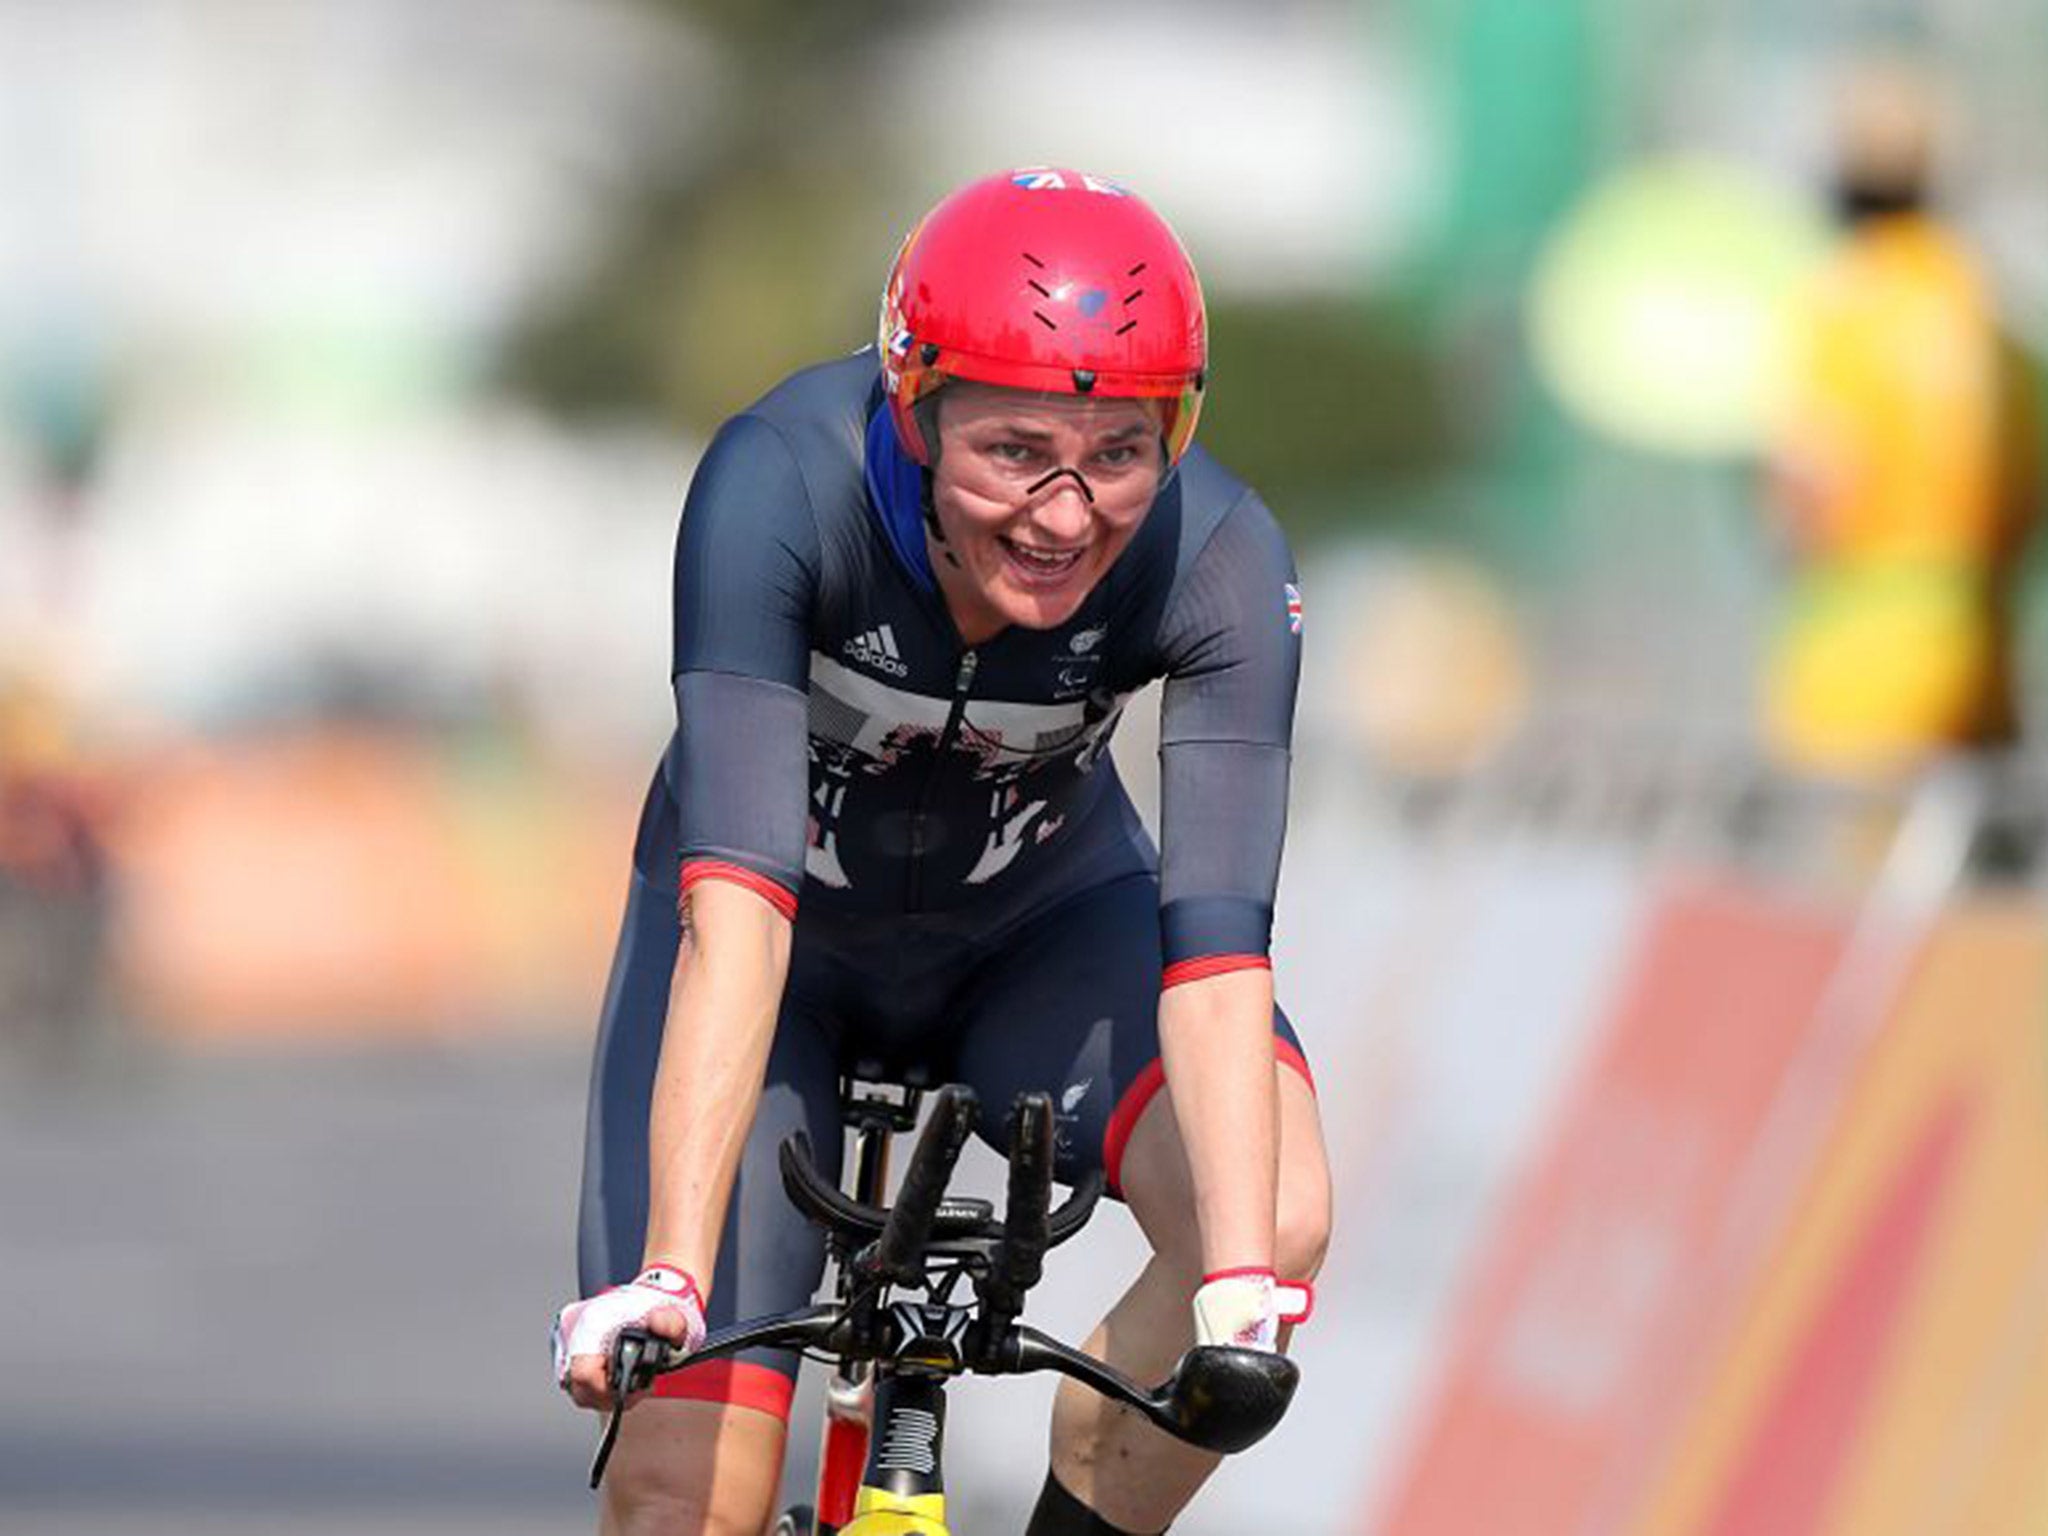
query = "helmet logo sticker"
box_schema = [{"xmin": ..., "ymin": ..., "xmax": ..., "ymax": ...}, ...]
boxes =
[{"xmin": 1010, "ymin": 167, "xmax": 1127, "ymax": 196}]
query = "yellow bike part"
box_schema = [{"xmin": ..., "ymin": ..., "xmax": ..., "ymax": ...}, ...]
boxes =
[{"xmin": 840, "ymin": 1485, "xmax": 949, "ymax": 1534}]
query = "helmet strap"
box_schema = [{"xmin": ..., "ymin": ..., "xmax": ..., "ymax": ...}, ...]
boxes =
[
  {"xmin": 919, "ymin": 471, "xmax": 961, "ymax": 570},
  {"xmin": 912, "ymin": 395, "xmax": 965, "ymax": 568}
]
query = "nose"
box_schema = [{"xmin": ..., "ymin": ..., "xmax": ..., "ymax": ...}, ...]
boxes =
[{"xmin": 1025, "ymin": 468, "xmax": 1095, "ymax": 540}]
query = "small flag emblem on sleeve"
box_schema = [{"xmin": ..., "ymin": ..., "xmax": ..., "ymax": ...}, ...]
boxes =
[{"xmin": 1284, "ymin": 583, "xmax": 1304, "ymax": 635}]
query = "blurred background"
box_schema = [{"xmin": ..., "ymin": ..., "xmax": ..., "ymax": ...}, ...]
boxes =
[{"xmin": 3, "ymin": 0, "xmax": 2045, "ymax": 1532}]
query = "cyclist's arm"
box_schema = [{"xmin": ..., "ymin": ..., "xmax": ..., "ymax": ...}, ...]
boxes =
[
  {"xmin": 1158, "ymin": 965, "xmax": 1278, "ymax": 1272},
  {"xmin": 642, "ymin": 880, "xmax": 791, "ymax": 1282},
  {"xmin": 1154, "ymin": 489, "xmax": 1301, "ymax": 1276},
  {"xmin": 646, "ymin": 411, "xmax": 821, "ymax": 1286}
]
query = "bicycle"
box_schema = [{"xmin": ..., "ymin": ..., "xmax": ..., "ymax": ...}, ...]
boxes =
[{"xmin": 589, "ymin": 1074, "xmax": 1300, "ymax": 1535}]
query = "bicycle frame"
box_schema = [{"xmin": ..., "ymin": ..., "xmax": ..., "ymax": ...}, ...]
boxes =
[
  {"xmin": 834, "ymin": 1373, "xmax": 953, "ymax": 1534},
  {"xmin": 810, "ymin": 1078, "xmax": 983, "ymax": 1535}
]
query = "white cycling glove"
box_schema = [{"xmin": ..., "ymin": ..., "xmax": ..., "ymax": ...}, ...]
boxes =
[
  {"xmin": 1192, "ymin": 1268, "xmax": 1314, "ymax": 1352},
  {"xmin": 551, "ymin": 1265, "xmax": 708, "ymax": 1387}
]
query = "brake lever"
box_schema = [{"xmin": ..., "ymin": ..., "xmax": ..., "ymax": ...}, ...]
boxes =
[
  {"xmin": 1001, "ymin": 1328, "xmax": 1299, "ymax": 1454},
  {"xmin": 589, "ymin": 1328, "xmax": 692, "ymax": 1488},
  {"xmin": 588, "ymin": 1330, "xmax": 646, "ymax": 1489}
]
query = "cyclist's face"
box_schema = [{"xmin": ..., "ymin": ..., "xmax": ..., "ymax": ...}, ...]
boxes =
[{"xmin": 928, "ymin": 384, "xmax": 1165, "ymax": 642}]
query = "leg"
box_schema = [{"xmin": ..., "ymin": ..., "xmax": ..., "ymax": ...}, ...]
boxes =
[
  {"xmin": 599, "ymin": 1399, "xmax": 788, "ymax": 1536},
  {"xmin": 1045, "ymin": 1064, "xmax": 1330, "ymax": 1533},
  {"xmin": 948, "ymin": 876, "xmax": 1331, "ymax": 1534}
]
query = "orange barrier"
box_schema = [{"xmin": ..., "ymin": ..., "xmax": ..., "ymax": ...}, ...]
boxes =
[
  {"xmin": 1634, "ymin": 895, "xmax": 2048, "ymax": 1536},
  {"xmin": 112, "ymin": 730, "xmax": 639, "ymax": 1039},
  {"xmin": 1371, "ymin": 880, "xmax": 1852, "ymax": 1535},
  {"xmin": 1368, "ymin": 880, "xmax": 2048, "ymax": 1536}
]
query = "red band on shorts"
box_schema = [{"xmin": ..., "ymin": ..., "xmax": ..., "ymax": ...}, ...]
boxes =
[
  {"xmin": 652, "ymin": 1358, "xmax": 796, "ymax": 1420},
  {"xmin": 1161, "ymin": 954, "xmax": 1271, "ymax": 990},
  {"xmin": 1101, "ymin": 1041, "xmax": 1317, "ymax": 1198},
  {"xmin": 680, "ymin": 859, "xmax": 798, "ymax": 921},
  {"xmin": 1274, "ymin": 1039, "xmax": 1316, "ymax": 1094},
  {"xmin": 1102, "ymin": 1059, "xmax": 1168, "ymax": 1198}
]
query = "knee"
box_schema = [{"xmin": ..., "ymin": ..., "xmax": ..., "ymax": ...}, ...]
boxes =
[{"xmin": 1275, "ymin": 1168, "xmax": 1332, "ymax": 1283}]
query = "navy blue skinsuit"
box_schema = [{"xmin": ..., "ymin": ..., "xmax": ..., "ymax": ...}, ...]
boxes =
[{"xmin": 577, "ymin": 351, "xmax": 1309, "ymax": 1412}]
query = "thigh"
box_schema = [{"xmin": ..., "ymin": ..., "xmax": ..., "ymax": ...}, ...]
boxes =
[
  {"xmin": 1118, "ymin": 1062, "xmax": 1331, "ymax": 1285},
  {"xmin": 599, "ymin": 1397, "xmax": 787, "ymax": 1535},
  {"xmin": 950, "ymin": 875, "xmax": 1312, "ymax": 1199}
]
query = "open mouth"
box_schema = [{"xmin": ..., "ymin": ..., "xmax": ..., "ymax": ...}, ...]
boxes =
[{"xmin": 999, "ymin": 537, "xmax": 1086, "ymax": 584}]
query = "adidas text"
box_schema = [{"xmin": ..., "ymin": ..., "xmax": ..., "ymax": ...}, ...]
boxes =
[{"xmin": 844, "ymin": 625, "xmax": 909, "ymax": 677}]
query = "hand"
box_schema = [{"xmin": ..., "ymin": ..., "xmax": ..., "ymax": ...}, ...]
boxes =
[
  {"xmin": 1192, "ymin": 1268, "xmax": 1313, "ymax": 1353},
  {"xmin": 552, "ymin": 1265, "xmax": 707, "ymax": 1410}
]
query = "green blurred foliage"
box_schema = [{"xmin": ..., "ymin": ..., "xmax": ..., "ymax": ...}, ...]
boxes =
[
  {"xmin": 1202, "ymin": 298, "xmax": 1460, "ymax": 536},
  {"xmin": 503, "ymin": 158, "xmax": 888, "ymax": 427},
  {"xmin": 498, "ymin": 0, "xmax": 936, "ymax": 427},
  {"xmin": 1403, "ymin": 0, "xmax": 1602, "ymax": 292}
]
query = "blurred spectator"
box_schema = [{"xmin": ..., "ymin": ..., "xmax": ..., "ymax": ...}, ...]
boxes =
[
  {"xmin": 0, "ymin": 666, "xmax": 113, "ymax": 1071},
  {"xmin": 1763, "ymin": 51, "xmax": 2041, "ymax": 778}
]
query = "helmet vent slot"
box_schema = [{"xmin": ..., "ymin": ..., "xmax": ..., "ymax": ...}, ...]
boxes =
[
  {"xmin": 1033, "ymin": 311, "xmax": 1059, "ymax": 331},
  {"xmin": 1027, "ymin": 280, "xmax": 1052, "ymax": 298},
  {"xmin": 1123, "ymin": 289, "xmax": 1144, "ymax": 304},
  {"xmin": 1127, "ymin": 262, "xmax": 1147, "ymax": 277},
  {"xmin": 1115, "ymin": 321, "xmax": 1138, "ymax": 336},
  {"xmin": 1022, "ymin": 252, "xmax": 1047, "ymax": 269}
]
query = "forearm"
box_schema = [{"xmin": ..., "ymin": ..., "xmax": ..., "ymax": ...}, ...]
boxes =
[
  {"xmin": 1156, "ymin": 968, "xmax": 1278, "ymax": 1274},
  {"xmin": 641, "ymin": 880, "xmax": 792, "ymax": 1286}
]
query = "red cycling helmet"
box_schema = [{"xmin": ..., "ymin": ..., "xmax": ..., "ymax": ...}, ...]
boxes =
[{"xmin": 878, "ymin": 167, "xmax": 1208, "ymax": 465}]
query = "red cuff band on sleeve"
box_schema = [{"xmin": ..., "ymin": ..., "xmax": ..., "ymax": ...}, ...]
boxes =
[
  {"xmin": 679, "ymin": 859, "xmax": 798, "ymax": 921},
  {"xmin": 1161, "ymin": 953, "xmax": 1271, "ymax": 990}
]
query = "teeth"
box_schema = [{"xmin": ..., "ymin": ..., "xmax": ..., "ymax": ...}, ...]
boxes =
[{"xmin": 1006, "ymin": 540, "xmax": 1081, "ymax": 571}]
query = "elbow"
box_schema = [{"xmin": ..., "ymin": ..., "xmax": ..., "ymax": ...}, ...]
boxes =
[{"xmin": 679, "ymin": 873, "xmax": 795, "ymax": 980}]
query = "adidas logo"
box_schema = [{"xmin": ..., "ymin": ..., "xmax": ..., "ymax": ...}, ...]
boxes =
[{"xmin": 843, "ymin": 623, "xmax": 909, "ymax": 677}]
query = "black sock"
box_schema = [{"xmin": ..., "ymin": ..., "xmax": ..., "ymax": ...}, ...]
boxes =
[{"xmin": 1024, "ymin": 1470, "xmax": 1166, "ymax": 1536}]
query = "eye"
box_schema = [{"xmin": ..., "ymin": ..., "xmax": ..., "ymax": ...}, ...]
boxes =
[
  {"xmin": 1093, "ymin": 444, "xmax": 1144, "ymax": 469},
  {"xmin": 989, "ymin": 440, "xmax": 1039, "ymax": 466}
]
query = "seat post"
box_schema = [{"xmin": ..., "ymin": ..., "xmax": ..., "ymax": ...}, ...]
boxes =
[
  {"xmin": 850, "ymin": 1117, "xmax": 893, "ymax": 1209},
  {"xmin": 839, "ymin": 1072, "xmax": 926, "ymax": 1205}
]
